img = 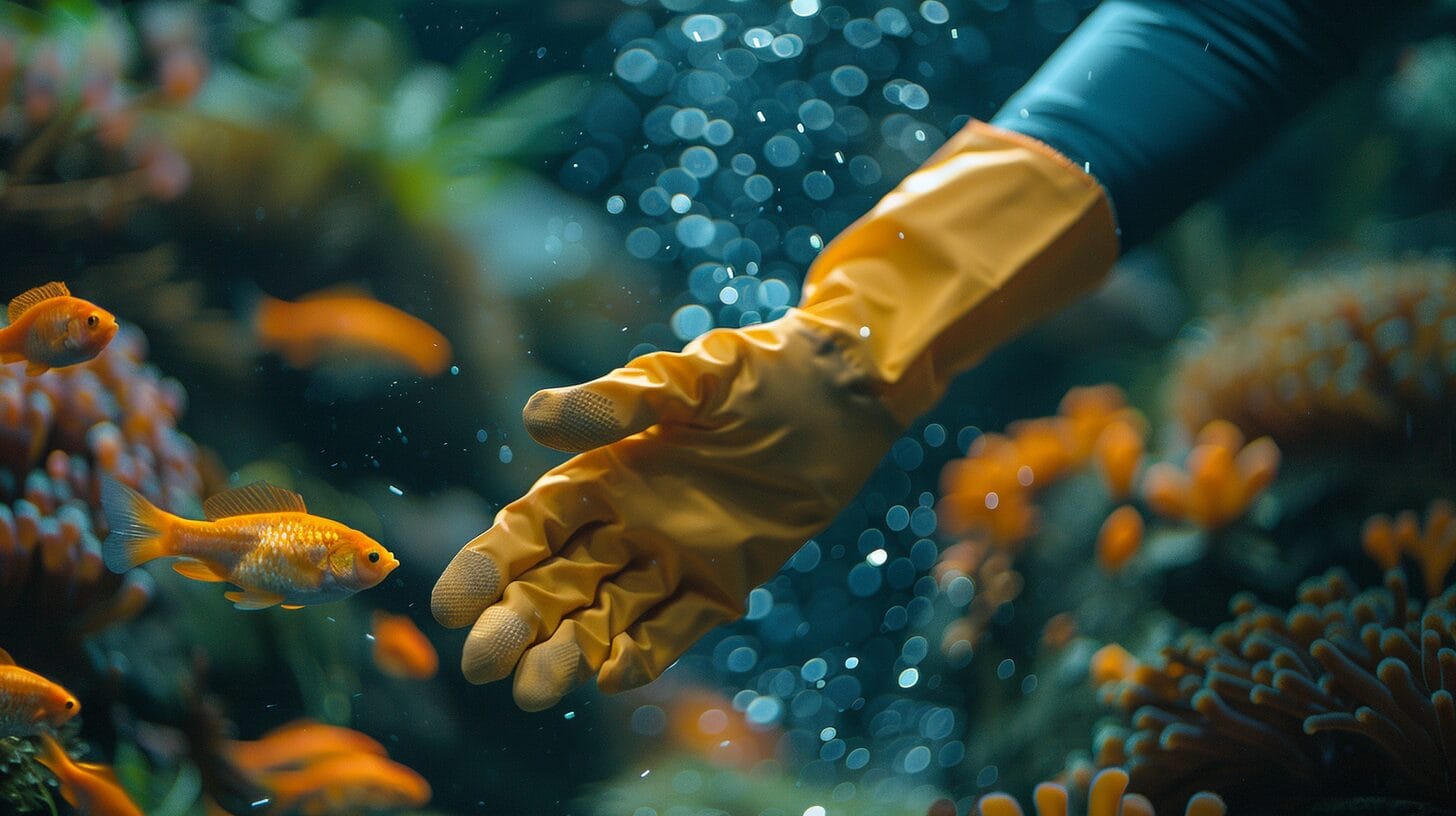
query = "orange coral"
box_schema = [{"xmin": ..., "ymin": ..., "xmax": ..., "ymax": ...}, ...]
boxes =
[
  {"xmin": 1361, "ymin": 500, "xmax": 1455, "ymax": 597},
  {"xmin": 1093, "ymin": 416, "xmax": 1145, "ymax": 500},
  {"xmin": 1096, "ymin": 506, "xmax": 1143, "ymax": 572},
  {"xmin": 975, "ymin": 768, "xmax": 1225, "ymax": 816},
  {"xmin": 1138, "ymin": 421, "xmax": 1280, "ymax": 529},
  {"xmin": 1170, "ymin": 262, "xmax": 1456, "ymax": 444}
]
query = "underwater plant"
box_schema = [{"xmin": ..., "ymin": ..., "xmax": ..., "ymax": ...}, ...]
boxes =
[
  {"xmin": 972, "ymin": 767, "xmax": 1225, "ymax": 816},
  {"xmin": 1085, "ymin": 566, "xmax": 1456, "ymax": 812},
  {"xmin": 1363, "ymin": 499, "xmax": 1456, "ymax": 598}
]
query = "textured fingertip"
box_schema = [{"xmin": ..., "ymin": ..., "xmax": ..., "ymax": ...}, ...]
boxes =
[
  {"xmin": 462, "ymin": 606, "xmax": 534, "ymax": 684},
  {"xmin": 523, "ymin": 387, "xmax": 622, "ymax": 452},
  {"xmin": 514, "ymin": 628, "xmax": 587, "ymax": 712},
  {"xmin": 596, "ymin": 636, "xmax": 656, "ymax": 695},
  {"xmin": 432, "ymin": 548, "xmax": 502, "ymax": 628}
]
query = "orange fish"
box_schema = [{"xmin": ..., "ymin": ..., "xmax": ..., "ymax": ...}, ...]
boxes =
[
  {"xmin": 0, "ymin": 647, "xmax": 79, "ymax": 737},
  {"xmin": 371, "ymin": 611, "xmax": 439, "ymax": 680},
  {"xmin": 253, "ymin": 288, "xmax": 452, "ymax": 377},
  {"xmin": 33, "ymin": 733, "xmax": 144, "ymax": 816},
  {"xmin": 99, "ymin": 475, "xmax": 398, "ymax": 610},
  {"xmin": 0, "ymin": 282, "xmax": 118, "ymax": 375},
  {"xmin": 262, "ymin": 752, "xmax": 431, "ymax": 816},
  {"xmin": 230, "ymin": 720, "xmax": 387, "ymax": 775}
]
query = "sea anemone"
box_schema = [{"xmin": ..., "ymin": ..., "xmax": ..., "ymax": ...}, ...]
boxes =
[
  {"xmin": 1138, "ymin": 420, "xmax": 1280, "ymax": 530},
  {"xmin": 971, "ymin": 768, "xmax": 1225, "ymax": 816},
  {"xmin": 1086, "ymin": 567, "xmax": 1456, "ymax": 812},
  {"xmin": 1362, "ymin": 500, "xmax": 1456, "ymax": 598}
]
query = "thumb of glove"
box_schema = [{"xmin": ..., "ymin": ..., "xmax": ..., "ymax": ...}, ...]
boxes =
[{"xmin": 522, "ymin": 347, "xmax": 719, "ymax": 452}]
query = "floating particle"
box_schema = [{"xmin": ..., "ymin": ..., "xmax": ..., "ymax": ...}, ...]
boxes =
[
  {"xmin": 614, "ymin": 48, "xmax": 658, "ymax": 83},
  {"xmin": 900, "ymin": 83, "xmax": 930, "ymax": 109},
  {"xmin": 743, "ymin": 27, "xmax": 773, "ymax": 48},
  {"xmin": 764, "ymin": 134, "xmax": 802, "ymax": 167},
  {"xmin": 843, "ymin": 18, "xmax": 882, "ymax": 48},
  {"xmin": 848, "ymin": 155, "xmax": 882, "ymax": 185},
  {"xmin": 846, "ymin": 748, "xmax": 870, "ymax": 769},
  {"xmin": 670, "ymin": 193, "xmax": 691, "ymax": 214},
  {"xmin": 638, "ymin": 186, "xmax": 670, "ymax": 216},
  {"xmin": 902, "ymin": 635, "xmax": 929, "ymax": 664},
  {"xmin": 680, "ymin": 14, "xmax": 725, "ymax": 42},
  {"xmin": 726, "ymin": 645, "xmax": 758, "ymax": 672},
  {"xmin": 903, "ymin": 745, "xmax": 931, "ymax": 773},
  {"xmin": 830, "ymin": 64, "xmax": 870, "ymax": 96},
  {"xmin": 670, "ymin": 304, "xmax": 713, "ymax": 341},
  {"xmin": 802, "ymin": 171, "xmax": 835, "ymax": 200},
  {"xmin": 790, "ymin": 0, "xmax": 820, "ymax": 16},
  {"xmin": 499, "ymin": 445, "xmax": 513, "ymax": 463},
  {"xmin": 703, "ymin": 119, "xmax": 733, "ymax": 145},
  {"xmin": 909, "ymin": 505, "xmax": 937, "ymax": 536},
  {"xmin": 920, "ymin": 0, "xmax": 950, "ymax": 23},
  {"xmin": 745, "ymin": 587, "xmax": 773, "ymax": 620},
  {"xmin": 847, "ymin": 562, "xmax": 882, "ymax": 597},
  {"xmin": 745, "ymin": 695, "xmax": 782, "ymax": 725},
  {"xmin": 770, "ymin": 34, "xmax": 803, "ymax": 58},
  {"xmin": 744, "ymin": 173, "xmax": 775, "ymax": 202},
  {"xmin": 801, "ymin": 657, "xmax": 828, "ymax": 682},
  {"xmin": 730, "ymin": 153, "xmax": 756, "ymax": 175},
  {"xmin": 719, "ymin": 286, "xmax": 740, "ymax": 305},
  {"xmin": 657, "ymin": 167, "xmax": 699, "ymax": 196},
  {"xmin": 946, "ymin": 575, "xmax": 974, "ymax": 607},
  {"xmin": 475, "ymin": 429, "xmax": 488, "ymax": 443},
  {"xmin": 922, "ymin": 707, "xmax": 954, "ymax": 740},
  {"xmin": 996, "ymin": 658, "xmax": 1015, "ymax": 679},
  {"xmin": 606, "ymin": 194, "xmax": 625, "ymax": 214},
  {"xmin": 670, "ymin": 107, "xmax": 708, "ymax": 139},
  {"xmin": 821, "ymin": 739, "xmax": 846, "ymax": 761},
  {"xmin": 758, "ymin": 279, "xmax": 792, "ymax": 308},
  {"xmin": 866, "ymin": 548, "xmax": 887, "ymax": 566},
  {"xmin": 676, "ymin": 214, "xmax": 716, "ymax": 247},
  {"xmin": 680, "ymin": 145, "xmax": 719, "ymax": 177},
  {"xmin": 923, "ymin": 423, "xmax": 947, "ymax": 446},
  {"xmin": 897, "ymin": 667, "xmax": 919, "ymax": 688},
  {"xmin": 798, "ymin": 99, "xmax": 835, "ymax": 129},
  {"xmin": 626, "ymin": 226, "xmax": 662, "ymax": 258},
  {"xmin": 886, "ymin": 505, "xmax": 910, "ymax": 531}
]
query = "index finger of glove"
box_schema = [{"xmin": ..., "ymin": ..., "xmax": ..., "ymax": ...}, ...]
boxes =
[
  {"xmin": 432, "ymin": 460, "xmax": 617, "ymax": 629},
  {"xmin": 523, "ymin": 342, "xmax": 732, "ymax": 453}
]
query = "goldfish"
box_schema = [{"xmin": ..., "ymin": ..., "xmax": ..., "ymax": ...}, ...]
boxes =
[
  {"xmin": 229, "ymin": 720, "xmax": 387, "ymax": 775},
  {"xmin": 371, "ymin": 611, "xmax": 439, "ymax": 680},
  {"xmin": 33, "ymin": 733, "xmax": 144, "ymax": 816},
  {"xmin": 0, "ymin": 282, "xmax": 118, "ymax": 375},
  {"xmin": 252, "ymin": 287, "xmax": 452, "ymax": 377},
  {"xmin": 260, "ymin": 752, "xmax": 431, "ymax": 815},
  {"xmin": 98, "ymin": 475, "xmax": 398, "ymax": 610},
  {"xmin": 0, "ymin": 647, "xmax": 79, "ymax": 737}
]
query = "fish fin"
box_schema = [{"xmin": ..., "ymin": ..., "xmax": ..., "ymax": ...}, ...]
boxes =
[
  {"xmin": 33, "ymin": 735, "xmax": 76, "ymax": 803},
  {"xmin": 0, "ymin": 647, "xmax": 12, "ymax": 665},
  {"xmin": 281, "ymin": 604, "xmax": 304, "ymax": 610},
  {"xmin": 7, "ymin": 281, "xmax": 69, "ymax": 323},
  {"xmin": 297, "ymin": 283, "xmax": 374, "ymax": 302},
  {"xmin": 173, "ymin": 559, "xmax": 227, "ymax": 583},
  {"xmin": 224, "ymin": 589, "xmax": 284, "ymax": 610},
  {"xmin": 24, "ymin": 360, "xmax": 49, "ymax": 376},
  {"xmin": 203, "ymin": 481, "xmax": 307, "ymax": 520},
  {"xmin": 99, "ymin": 474, "xmax": 170, "ymax": 572},
  {"xmin": 0, "ymin": 351, "xmax": 21, "ymax": 363}
]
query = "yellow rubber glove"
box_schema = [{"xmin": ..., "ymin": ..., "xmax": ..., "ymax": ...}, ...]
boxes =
[{"xmin": 432, "ymin": 121, "xmax": 1117, "ymax": 710}]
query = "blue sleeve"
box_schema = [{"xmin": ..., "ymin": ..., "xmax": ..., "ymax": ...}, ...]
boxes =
[{"xmin": 991, "ymin": 0, "xmax": 1421, "ymax": 248}]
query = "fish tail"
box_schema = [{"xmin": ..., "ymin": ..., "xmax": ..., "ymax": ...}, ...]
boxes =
[
  {"xmin": 33, "ymin": 733, "xmax": 68, "ymax": 775},
  {"xmin": 99, "ymin": 474, "xmax": 172, "ymax": 572}
]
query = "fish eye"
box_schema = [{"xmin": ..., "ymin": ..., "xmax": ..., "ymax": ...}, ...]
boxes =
[
  {"xmin": 86, "ymin": 314, "xmax": 99, "ymax": 328},
  {"xmin": 64, "ymin": 700, "xmax": 75, "ymax": 710},
  {"xmin": 368, "ymin": 551, "xmax": 380, "ymax": 563}
]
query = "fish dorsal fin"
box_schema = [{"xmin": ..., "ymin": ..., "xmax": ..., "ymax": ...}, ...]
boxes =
[
  {"xmin": 203, "ymin": 482, "xmax": 307, "ymax": 520},
  {"xmin": 8, "ymin": 281, "xmax": 70, "ymax": 323},
  {"xmin": 0, "ymin": 646, "xmax": 13, "ymax": 665}
]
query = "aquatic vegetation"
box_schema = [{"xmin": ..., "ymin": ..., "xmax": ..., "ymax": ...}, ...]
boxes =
[
  {"xmin": 0, "ymin": 324, "xmax": 202, "ymax": 651},
  {"xmin": 1095, "ymin": 506, "xmax": 1143, "ymax": 574},
  {"xmin": 1085, "ymin": 567, "xmax": 1456, "ymax": 812},
  {"xmin": 0, "ymin": 2, "xmax": 196, "ymax": 225},
  {"xmin": 252, "ymin": 288, "xmax": 453, "ymax": 378},
  {"xmin": 973, "ymin": 768, "xmax": 1225, "ymax": 816},
  {"xmin": 1363, "ymin": 500, "xmax": 1456, "ymax": 598},
  {"xmin": 1138, "ymin": 420, "xmax": 1280, "ymax": 530},
  {"xmin": 0, "ymin": 282, "xmax": 118, "ymax": 375},
  {"xmin": 371, "ymin": 611, "xmax": 439, "ymax": 681},
  {"xmin": 1170, "ymin": 261, "xmax": 1456, "ymax": 445}
]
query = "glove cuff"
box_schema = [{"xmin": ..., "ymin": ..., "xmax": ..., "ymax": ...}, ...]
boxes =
[{"xmin": 797, "ymin": 120, "xmax": 1119, "ymax": 424}]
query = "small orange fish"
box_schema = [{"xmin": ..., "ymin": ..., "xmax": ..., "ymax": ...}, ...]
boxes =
[
  {"xmin": 99, "ymin": 475, "xmax": 398, "ymax": 610},
  {"xmin": 253, "ymin": 288, "xmax": 452, "ymax": 377},
  {"xmin": 230, "ymin": 720, "xmax": 387, "ymax": 775},
  {"xmin": 33, "ymin": 733, "xmax": 144, "ymax": 816},
  {"xmin": 262, "ymin": 752, "xmax": 431, "ymax": 816},
  {"xmin": 0, "ymin": 647, "xmax": 79, "ymax": 737},
  {"xmin": 371, "ymin": 611, "xmax": 439, "ymax": 680},
  {"xmin": 0, "ymin": 282, "xmax": 118, "ymax": 375}
]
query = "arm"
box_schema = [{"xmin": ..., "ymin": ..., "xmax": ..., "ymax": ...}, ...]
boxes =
[{"xmin": 993, "ymin": 0, "xmax": 1420, "ymax": 247}]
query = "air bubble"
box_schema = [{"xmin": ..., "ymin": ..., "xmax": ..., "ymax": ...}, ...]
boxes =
[
  {"xmin": 920, "ymin": 0, "xmax": 950, "ymax": 23},
  {"xmin": 848, "ymin": 155, "xmax": 881, "ymax": 185},
  {"xmin": 745, "ymin": 695, "xmax": 782, "ymax": 725},
  {"xmin": 802, "ymin": 171, "xmax": 835, "ymax": 200},
  {"xmin": 790, "ymin": 0, "xmax": 820, "ymax": 16},
  {"xmin": 638, "ymin": 187, "xmax": 670, "ymax": 216},
  {"xmin": 764, "ymin": 134, "xmax": 802, "ymax": 167},
  {"xmin": 680, "ymin": 14, "xmax": 725, "ymax": 42},
  {"xmin": 758, "ymin": 279, "xmax": 792, "ymax": 308},
  {"xmin": 670, "ymin": 107, "xmax": 708, "ymax": 139},
  {"xmin": 670, "ymin": 193, "xmax": 692, "ymax": 213},
  {"xmin": 770, "ymin": 34, "xmax": 803, "ymax": 58},
  {"xmin": 746, "ymin": 587, "xmax": 773, "ymax": 620},
  {"xmin": 731, "ymin": 153, "xmax": 756, "ymax": 175},
  {"xmin": 727, "ymin": 645, "xmax": 758, "ymax": 672},
  {"xmin": 843, "ymin": 18, "xmax": 881, "ymax": 48},
  {"xmin": 829, "ymin": 65, "xmax": 869, "ymax": 96},
  {"xmin": 846, "ymin": 748, "xmax": 870, "ymax": 770},
  {"xmin": 704, "ymin": 119, "xmax": 734, "ymax": 145},
  {"xmin": 614, "ymin": 48, "xmax": 658, "ymax": 83},
  {"xmin": 744, "ymin": 174, "xmax": 775, "ymax": 202},
  {"xmin": 903, "ymin": 745, "xmax": 931, "ymax": 773},
  {"xmin": 605, "ymin": 195, "xmax": 625, "ymax": 214},
  {"xmin": 875, "ymin": 7, "xmax": 911, "ymax": 35},
  {"xmin": 680, "ymin": 145, "xmax": 719, "ymax": 177},
  {"xmin": 798, "ymin": 99, "xmax": 835, "ymax": 130},
  {"xmin": 743, "ymin": 27, "xmax": 774, "ymax": 48},
  {"xmin": 626, "ymin": 226, "xmax": 662, "ymax": 258},
  {"xmin": 670, "ymin": 304, "xmax": 713, "ymax": 341},
  {"xmin": 897, "ymin": 667, "xmax": 919, "ymax": 688},
  {"xmin": 676, "ymin": 214, "xmax": 716, "ymax": 248},
  {"xmin": 900, "ymin": 83, "xmax": 929, "ymax": 109},
  {"xmin": 886, "ymin": 505, "xmax": 910, "ymax": 531}
]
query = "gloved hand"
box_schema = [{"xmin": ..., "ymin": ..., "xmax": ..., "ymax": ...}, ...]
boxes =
[{"xmin": 432, "ymin": 122, "xmax": 1117, "ymax": 710}]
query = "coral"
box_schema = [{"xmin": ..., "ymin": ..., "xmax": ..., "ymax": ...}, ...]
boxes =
[
  {"xmin": 1139, "ymin": 420, "xmax": 1280, "ymax": 530},
  {"xmin": 1363, "ymin": 500, "xmax": 1456, "ymax": 598},
  {"xmin": 973, "ymin": 768, "xmax": 1225, "ymax": 816},
  {"xmin": 1085, "ymin": 567, "xmax": 1456, "ymax": 812},
  {"xmin": 0, "ymin": 325, "xmax": 203, "ymax": 652},
  {"xmin": 0, "ymin": 4, "xmax": 198, "ymax": 225},
  {"xmin": 1096, "ymin": 506, "xmax": 1144, "ymax": 573},
  {"xmin": 1169, "ymin": 261, "xmax": 1456, "ymax": 445}
]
